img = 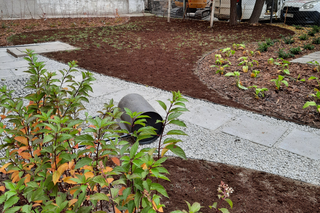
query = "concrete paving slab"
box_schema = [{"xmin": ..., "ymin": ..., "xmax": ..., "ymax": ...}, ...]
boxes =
[
  {"xmin": 11, "ymin": 67, "xmax": 30, "ymax": 76},
  {"xmin": 0, "ymin": 60, "xmax": 29, "ymax": 70},
  {"xmin": 0, "ymin": 56, "xmax": 16, "ymax": 63},
  {"xmin": 278, "ymin": 129, "xmax": 320, "ymax": 160},
  {"xmin": 182, "ymin": 105, "xmax": 235, "ymax": 131},
  {"xmin": 89, "ymin": 81, "xmax": 125, "ymax": 97},
  {"xmin": 16, "ymin": 46, "xmax": 46, "ymax": 53},
  {"xmin": 222, "ymin": 115, "xmax": 288, "ymax": 147},
  {"xmin": 0, "ymin": 70, "xmax": 14, "ymax": 78}
]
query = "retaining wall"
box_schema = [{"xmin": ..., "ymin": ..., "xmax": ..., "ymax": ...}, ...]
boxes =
[{"xmin": 0, "ymin": 0, "xmax": 145, "ymax": 19}]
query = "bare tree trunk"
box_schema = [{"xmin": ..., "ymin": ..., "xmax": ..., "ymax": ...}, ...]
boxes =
[
  {"xmin": 229, "ymin": 0, "xmax": 237, "ymax": 26},
  {"xmin": 248, "ymin": 0, "xmax": 265, "ymax": 24}
]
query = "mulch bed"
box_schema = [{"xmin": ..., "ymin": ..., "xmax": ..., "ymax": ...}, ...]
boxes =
[{"xmin": 1, "ymin": 16, "xmax": 320, "ymax": 212}]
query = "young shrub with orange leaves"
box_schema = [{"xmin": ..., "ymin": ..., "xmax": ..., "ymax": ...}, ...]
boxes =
[{"xmin": 0, "ymin": 50, "xmax": 189, "ymax": 213}]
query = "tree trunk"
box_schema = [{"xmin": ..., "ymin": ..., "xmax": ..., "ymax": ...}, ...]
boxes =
[
  {"xmin": 229, "ymin": 0, "xmax": 237, "ymax": 26},
  {"xmin": 248, "ymin": 0, "xmax": 265, "ymax": 24}
]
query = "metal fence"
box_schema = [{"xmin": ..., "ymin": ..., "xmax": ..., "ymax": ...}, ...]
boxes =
[{"xmin": 148, "ymin": 0, "xmax": 320, "ymax": 26}]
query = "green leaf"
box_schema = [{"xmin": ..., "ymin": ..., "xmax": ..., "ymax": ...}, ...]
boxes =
[
  {"xmin": 166, "ymin": 144, "xmax": 187, "ymax": 159},
  {"xmin": 43, "ymin": 134, "xmax": 54, "ymax": 143},
  {"xmin": 75, "ymin": 134, "xmax": 94, "ymax": 144},
  {"xmin": 219, "ymin": 208, "xmax": 230, "ymax": 213},
  {"xmin": 166, "ymin": 130, "xmax": 187, "ymax": 136},
  {"xmin": 163, "ymin": 138, "xmax": 182, "ymax": 144},
  {"xmin": 282, "ymin": 80, "xmax": 289, "ymax": 87},
  {"xmin": 130, "ymin": 141, "xmax": 139, "ymax": 159},
  {"xmin": 168, "ymin": 112, "xmax": 182, "ymax": 121},
  {"xmin": 150, "ymin": 183, "xmax": 168, "ymax": 198},
  {"xmin": 156, "ymin": 100, "xmax": 167, "ymax": 111},
  {"xmin": 190, "ymin": 202, "xmax": 202, "ymax": 212},
  {"xmin": 90, "ymin": 193, "xmax": 109, "ymax": 201},
  {"xmin": 224, "ymin": 198, "xmax": 233, "ymax": 208},
  {"xmin": 21, "ymin": 204, "xmax": 32, "ymax": 213},
  {"xmin": 169, "ymin": 120, "xmax": 186, "ymax": 127},
  {"xmin": 224, "ymin": 72, "xmax": 235, "ymax": 77},
  {"xmin": 5, "ymin": 206, "xmax": 21, "ymax": 213},
  {"xmin": 75, "ymin": 157, "xmax": 92, "ymax": 169},
  {"xmin": 4, "ymin": 195, "xmax": 19, "ymax": 211},
  {"xmin": 303, "ymin": 101, "xmax": 317, "ymax": 109}
]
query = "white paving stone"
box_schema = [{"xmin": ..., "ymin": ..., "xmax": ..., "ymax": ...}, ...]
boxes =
[
  {"xmin": 222, "ymin": 115, "xmax": 288, "ymax": 147},
  {"xmin": 278, "ymin": 129, "xmax": 320, "ymax": 160}
]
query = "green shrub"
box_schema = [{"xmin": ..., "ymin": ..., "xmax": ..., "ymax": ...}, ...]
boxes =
[
  {"xmin": 257, "ymin": 42, "xmax": 269, "ymax": 52},
  {"xmin": 311, "ymin": 25, "xmax": 320, "ymax": 33},
  {"xmin": 265, "ymin": 38, "xmax": 275, "ymax": 46},
  {"xmin": 299, "ymin": 34, "xmax": 308, "ymax": 40},
  {"xmin": 289, "ymin": 47, "xmax": 302, "ymax": 54},
  {"xmin": 304, "ymin": 43, "xmax": 315, "ymax": 50},
  {"xmin": 308, "ymin": 30, "xmax": 315, "ymax": 36},
  {"xmin": 312, "ymin": 37, "xmax": 320, "ymax": 44},
  {"xmin": 0, "ymin": 50, "xmax": 191, "ymax": 212},
  {"xmin": 293, "ymin": 24, "xmax": 303, "ymax": 30},
  {"xmin": 278, "ymin": 49, "xmax": 294, "ymax": 59},
  {"xmin": 282, "ymin": 35, "xmax": 295, "ymax": 44}
]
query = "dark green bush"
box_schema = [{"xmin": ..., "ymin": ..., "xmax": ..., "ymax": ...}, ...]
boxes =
[
  {"xmin": 282, "ymin": 35, "xmax": 295, "ymax": 44},
  {"xmin": 289, "ymin": 47, "xmax": 302, "ymax": 55},
  {"xmin": 304, "ymin": 43, "xmax": 315, "ymax": 50},
  {"xmin": 278, "ymin": 49, "xmax": 294, "ymax": 59},
  {"xmin": 257, "ymin": 42, "xmax": 269, "ymax": 52},
  {"xmin": 312, "ymin": 37, "xmax": 320, "ymax": 44},
  {"xmin": 299, "ymin": 34, "xmax": 308, "ymax": 40}
]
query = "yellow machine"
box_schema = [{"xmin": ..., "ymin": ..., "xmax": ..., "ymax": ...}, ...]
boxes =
[{"xmin": 175, "ymin": 0, "xmax": 211, "ymax": 17}]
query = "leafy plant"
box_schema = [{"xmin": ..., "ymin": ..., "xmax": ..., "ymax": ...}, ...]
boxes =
[
  {"xmin": 257, "ymin": 42, "xmax": 269, "ymax": 52},
  {"xmin": 271, "ymin": 75, "xmax": 289, "ymax": 90},
  {"xmin": 171, "ymin": 201, "xmax": 202, "ymax": 213},
  {"xmin": 303, "ymin": 43, "xmax": 315, "ymax": 50},
  {"xmin": 312, "ymin": 37, "xmax": 320, "ymax": 44},
  {"xmin": 303, "ymin": 91, "xmax": 320, "ymax": 113},
  {"xmin": 211, "ymin": 55, "xmax": 231, "ymax": 74},
  {"xmin": 282, "ymin": 35, "xmax": 294, "ymax": 44},
  {"xmin": 251, "ymin": 70, "xmax": 260, "ymax": 78},
  {"xmin": 1, "ymin": 22, "xmax": 7, "ymax": 29},
  {"xmin": 248, "ymin": 85, "xmax": 269, "ymax": 98},
  {"xmin": 277, "ymin": 49, "xmax": 294, "ymax": 59},
  {"xmin": 308, "ymin": 76, "xmax": 320, "ymax": 88},
  {"xmin": 268, "ymin": 57, "xmax": 274, "ymax": 65},
  {"xmin": 209, "ymin": 181, "xmax": 234, "ymax": 213},
  {"xmin": 308, "ymin": 30, "xmax": 315, "ymax": 36},
  {"xmin": 232, "ymin": 43, "xmax": 245, "ymax": 50},
  {"xmin": 296, "ymin": 74, "xmax": 305, "ymax": 82},
  {"xmin": 299, "ymin": 34, "xmax": 308, "ymax": 40},
  {"xmin": 289, "ymin": 47, "xmax": 302, "ymax": 55},
  {"xmin": 265, "ymin": 38, "xmax": 275, "ymax": 46},
  {"xmin": 237, "ymin": 57, "xmax": 258, "ymax": 73},
  {"xmin": 274, "ymin": 58, "xmax": 290, "ymax": 75},
  {"xmin": 307, "ymin": 60, "xmax": 320, "ymax": 72},
  {"xmin": 225, "ymin": 71, "xmax": 248, "ymax": 90},
  {"xmin": 220, "ymin": 47, "xmax": 235, "ymax": 57},
  {"xmin": 0, "ymin": 50, "xmax": 189, "ymax": 213},
  {"xmin": 311, "ymin": 25, "xmax": 320, "ymax": 33},
  {"xmin": 293, "ymin": 24, "xmax": 303, "ymax": 30}
]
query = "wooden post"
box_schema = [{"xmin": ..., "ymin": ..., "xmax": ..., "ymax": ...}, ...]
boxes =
[
  {"xmin": 168, "ymin": 0, "xmax": 171, "ymax": 22},
  {"xmin": 183, "ymin": 0, "xmax": 186, "ymax": 16},
  {"xmin": 210, "ymin": 0, "xmax": 215, "ymax": 27}
]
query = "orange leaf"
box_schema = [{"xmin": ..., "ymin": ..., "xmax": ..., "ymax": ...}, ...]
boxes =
[
  {"xmin": 119, "ymin": 186, "xmax": 126, "ymax": 195},
  {"xmin": 161, "ymin": 148, "xmax": 169, "ymax": 157},
  {"xmin": 152, "ymin": 201, "xmax": 164, "ymax": 212},
  {"xmin": 33, "ymin": 149, "xmax": 41, "ymax": 157},
  {"xmin": 18, "ymin": 146, "xmax": 29, "ymax": 154},
  {"xmin": 69, "ymin": 188, "xmax": 78, "ymax": 195},
  {"xmin": 141, "ymin": 163, "xmax": 147, "ymax": 170},
  {"xmin": 52, "ymin": 171, "xmax": 60, "ymax": 185},
  {"xmin": 88, "ymin": 125, "xmax": 96, "ymax": 128},
  {"xmin": 20, "ymin": 127, "xmax": 27, "ymax": 134},
  {"xmin": 63, "ymin": 87, "xmax": 68, "ymax": 90},
  {"xmin": 83, "ymin": 165, "xmax": 93, "ymax": 171},
  {"xmin": 84, "ymin": 172, "xmax": 94, "ymax": 179},
  {"xmin": 32, "ymin": 204, "xmax": 41, "ymax": 207},
  {"xmin": 0, "ymin": 186, "xmax": 5, "ymax": 192},
  {"xmin": 15, "ymin": 136, "xmax": 28, "ymax": 145},
  {"xmin": 57, "ymin": 163, "xmax": 69, "ymax": 176},
  {"xmin": 20, "ymin": 152, "xmax": 31, "ymax": 160},
  {"xmin": 69, "ymin": 199, "xmax": 78, "ymax": 207},
  {"xmin": 69, "ymin": 161, "xmax": 75, "ymax": 170},
  {"xmin": 24, "ymin": 174, "xmax": 31, "ymax": 184},
  {"xmin": 0, "ymin": 163, "xmax": 11, "ymax": 174},
  {"xmin": 114, "ymin": 206, "xmax": 122, "ymax": 213},
  {"xmin": 102, "ymin": 166, "xmax": 113, "ymax": 174},
  {"xmin": 34, "ymin": 200, "xmax": 43, "ymax": 204},
  {"xmin": 9, "ymin": 149, "xmax": 18, "ymax": 155},
  {"xmin": 111, "ymin": 157, "xmax": 120, "ymax": 166},
  {"xmin": 0, "ymin": 115, "xmax": 6, "ymax": 119},
  {"xmin": 106, "ymin": 178, "xmax": 114, "ymax": 184},
  {"xmin": 11, "ymin": 171, "xmax": 20, "ymax": 183}
]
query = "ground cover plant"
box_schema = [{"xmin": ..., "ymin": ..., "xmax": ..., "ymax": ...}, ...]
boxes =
[{"xmin": 1, "ymin": 17, "xmax": 320, "ymax": 212}]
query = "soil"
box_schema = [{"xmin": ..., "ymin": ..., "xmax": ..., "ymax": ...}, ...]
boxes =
[{"xmin": 1, "ymin": 16, "xmax": 320, "ymax": 212}]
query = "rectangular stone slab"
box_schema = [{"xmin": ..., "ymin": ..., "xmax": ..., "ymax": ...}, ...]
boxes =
[
  {"xmin": 181, "ymin": 105, "xmax": 234, "ymax": 131},
  {"xmin": 278, "ymin": 129, "xmax": 320, "ymax": 160},
  {"xmin": 222, "ymin": 115, "xmax": 287, "ymax": 147}
]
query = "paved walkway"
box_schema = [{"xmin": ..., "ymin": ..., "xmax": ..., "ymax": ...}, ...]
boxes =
[{"xmin": 1, "ymin": 42, "xmax": 320, "ymax": 185}]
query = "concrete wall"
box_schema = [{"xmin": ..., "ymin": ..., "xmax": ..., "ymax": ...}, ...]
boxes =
[{"xmin": 0, "ymin": 0, "xmax": 144, "ymax": 19}]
